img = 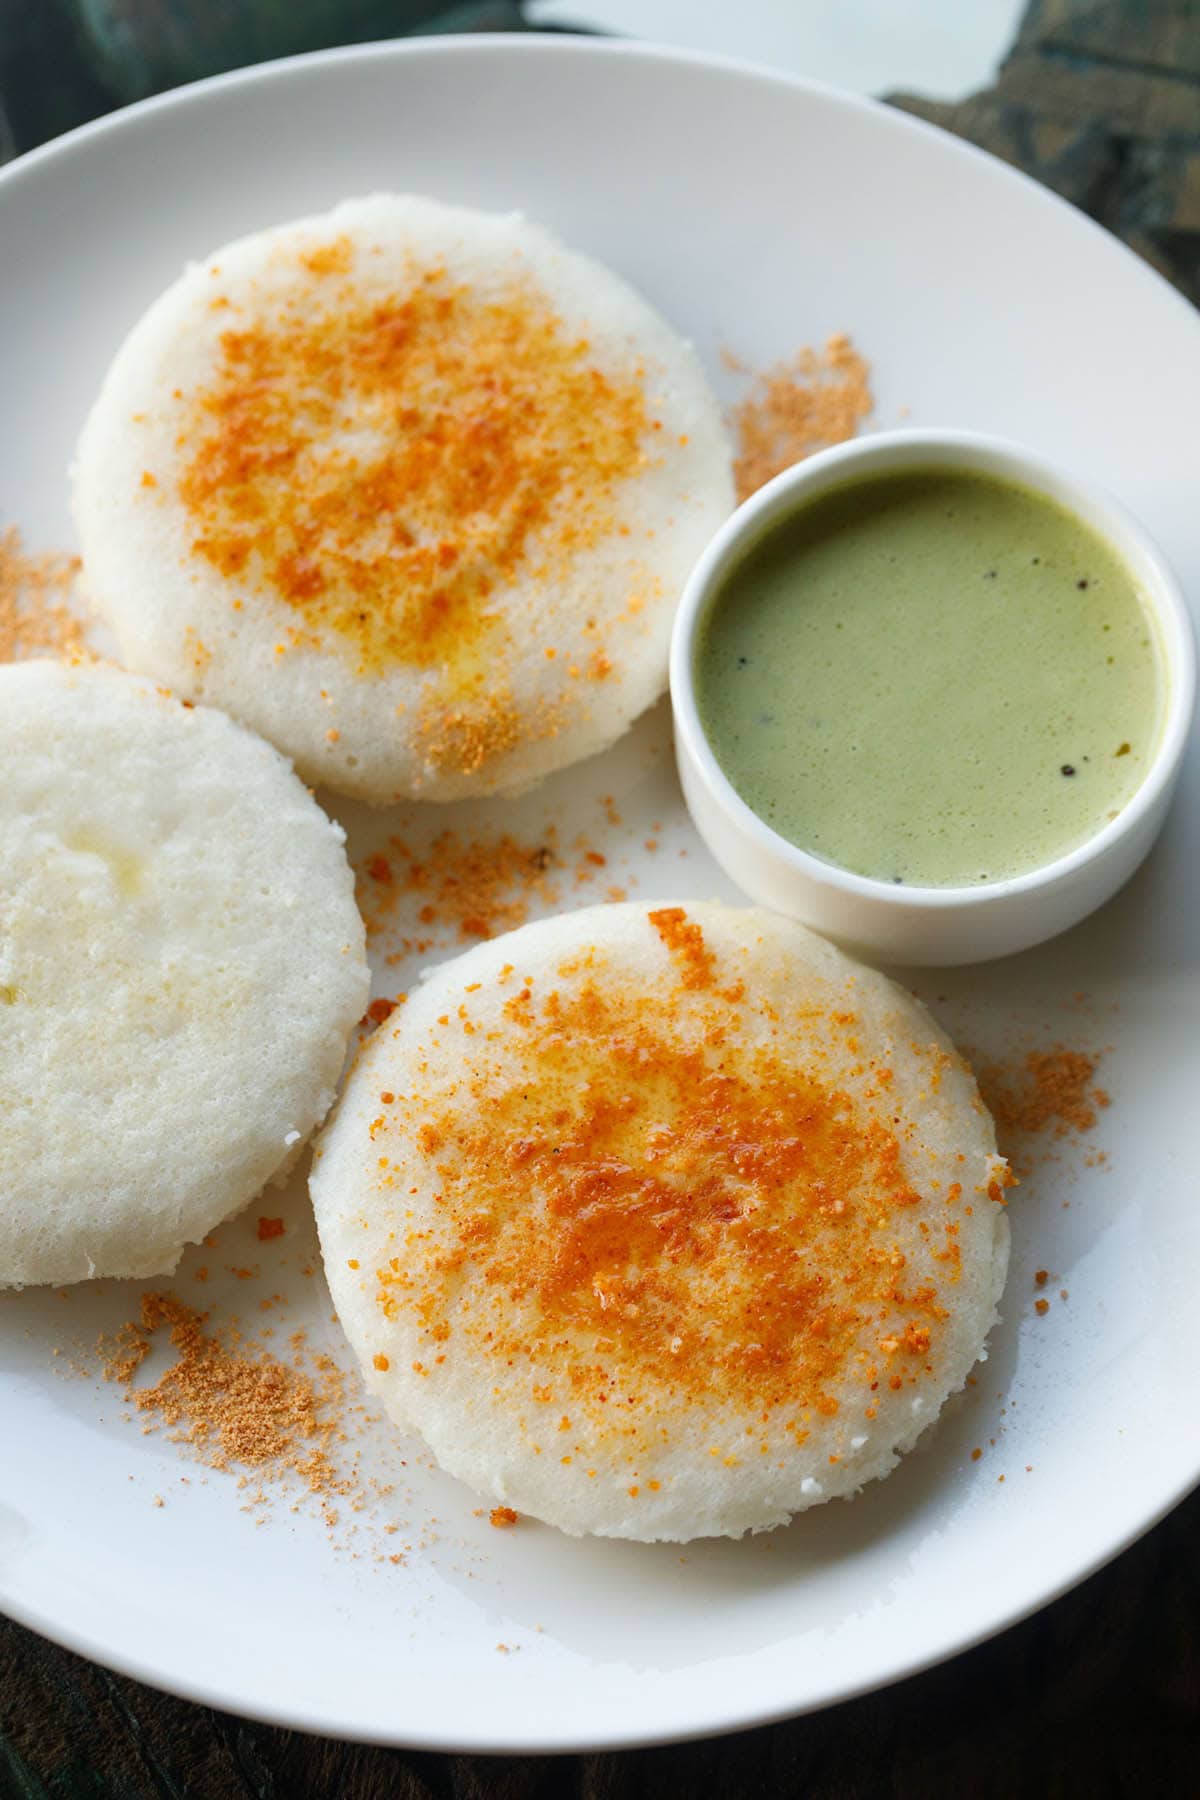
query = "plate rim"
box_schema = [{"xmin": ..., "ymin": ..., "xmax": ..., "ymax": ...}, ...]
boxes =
[
  {"xmin": 3, "ymin": 29, "xmax": 1197, "ymax": 343},
  {"xmin": 1, "ymin": 1473, "xmax": 1195, "ymax": 1753}
]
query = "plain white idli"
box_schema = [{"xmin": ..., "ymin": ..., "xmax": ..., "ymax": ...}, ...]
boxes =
[
  {"xmin": 312, "ymin": 901, "xmax": 1010, "ymax": 1542},
  {"xmin": 73, "ymin": 195, "xmax": 734, "ymax": 803},
  {"xmin": 0, "ymin": 659, "xmax": 369, "ymax": 1288}
]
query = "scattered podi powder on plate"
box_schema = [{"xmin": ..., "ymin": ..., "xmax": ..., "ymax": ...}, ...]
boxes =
[
  {"xmin": 729, "ymin": 333, "xmax": 874, "ymax": 502},
  {"xmin": 92, "ymin": 1292, "xmax": 416, "ymax": 1551},
  {"xmin": 355, "ymin": 824, "xmax": 629, "ymax": 961},
  {"xmin": 357, "ymin": 828, "xmax": 562, "ymax": 948},
  {"xmin": 0, "ymin": 527, "xmax": 86, "ymax": 662},
  {"xmin": 974, "ymin": 1046, "xmax": 1110, "ymax": 1148},
  {"xmin": 99, "ymin": 1293, "xmax": 348, "ymax": 1493}
]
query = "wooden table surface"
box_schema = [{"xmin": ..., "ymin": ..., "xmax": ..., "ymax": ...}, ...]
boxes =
[{"xmin": 3, "ymin": 2, "xmax": 1199, "ymax": 1793}]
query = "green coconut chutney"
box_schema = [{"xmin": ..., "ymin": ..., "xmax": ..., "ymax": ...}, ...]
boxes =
[{"xmin": 694, "ymin": 467, "xmax": 1164, "ymax": 887}]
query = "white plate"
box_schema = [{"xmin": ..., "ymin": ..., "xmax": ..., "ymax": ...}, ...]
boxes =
[{"xmin": 2, "ymin": 35, "xmax": 1199, "ymax": 1754}]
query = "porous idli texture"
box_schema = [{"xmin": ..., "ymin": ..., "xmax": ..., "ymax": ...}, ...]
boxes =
[
  {"xmin": 73, "ymin": 196, "xmax": 734, "ymax": 802},
  {"xmin": 0, "ymin": 660, "xmax": 368, "ymax": 1287},
  {"xmin": 312, "ymin": 902, "xmax": 1010, "ymax": 1541}
]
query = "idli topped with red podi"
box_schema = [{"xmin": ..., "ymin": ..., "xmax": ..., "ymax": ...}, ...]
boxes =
[
  {"xmin": 73, "ymin": 195, "xmax": 733, "ymax": 802},
  {"xmin": 312, "ymin": 902, "xmax": 1010, "ymax": 1542},
  {"xmin": 0, "ymin": 660, "xmax": 368, "ymax": 1289}
]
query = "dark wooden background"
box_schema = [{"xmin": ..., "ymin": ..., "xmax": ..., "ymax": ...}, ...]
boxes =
[{"xmin": 3, "ymin": 3, "xmax": 1200, "ymax": 1793}]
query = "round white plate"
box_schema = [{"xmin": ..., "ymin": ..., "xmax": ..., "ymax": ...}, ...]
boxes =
[{"xmin": 2, "ymin": 34, "xmax": 1199, "ymax": 1754}]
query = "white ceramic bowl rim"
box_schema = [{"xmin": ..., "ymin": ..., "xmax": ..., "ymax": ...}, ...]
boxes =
[{"xmin": 670, "ymin": 427, "xmax": 1197, "ymax": 913}]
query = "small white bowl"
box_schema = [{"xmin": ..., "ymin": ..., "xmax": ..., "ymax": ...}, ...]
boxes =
[{"xmin": 671, "ymin": 429, "xmax": 1196, "ymax": 966}]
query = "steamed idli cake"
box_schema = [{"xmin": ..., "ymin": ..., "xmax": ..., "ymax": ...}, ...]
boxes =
[
  {"xmin": 312, "ymin": 901, "xmax": 1010, "ymax": 1542},
  {"xmin": 0, "ymin": 659, "xmax": 368, "ymax": 1288},
  {"xmin": 73, "ymin": 195, "xmax": 734, "ymax": 803}
]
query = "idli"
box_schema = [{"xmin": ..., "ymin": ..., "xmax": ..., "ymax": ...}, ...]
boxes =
[
  {"xmin": 0, "ymin": 659, "xmax": 368, "ymax": 1288},
  {"xmin": 73, "ymin": 195, "xmax": 734, "ymax": 803},
  {"xmin": 312, "ymin": 902, "xmax": 1010, "ymax": 1541}
]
